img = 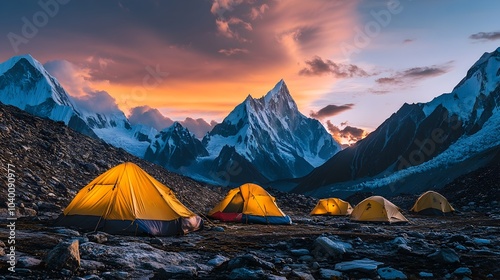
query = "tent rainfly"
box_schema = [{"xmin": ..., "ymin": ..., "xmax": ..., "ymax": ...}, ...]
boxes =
[
  {"xmin": 208, "ymin": 183, "xmax": 292, "ymax": 225},
  {"xmin": 56, "ymin": 162, "xmax": 203, "ymax": 236},
  {"xmin": 410, "ymin": 191, "xmax": 455, "ymax": 215},
  {"xmin": 350, "ymin": 196, "xmax": 408, "ymax": 223},
  {"xmin": 310, "ymin": 198, "xmax": 353, "ymax": 216}
]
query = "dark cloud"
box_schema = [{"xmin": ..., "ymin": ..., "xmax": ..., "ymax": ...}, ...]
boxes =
[
  {"xmin": 73, "ymin": 90, "xmax": 121, "ymax": 115},
  {"xmin": 326, "ymin": 121, "xmax": 367, "ymax": 144},
  {"xmin": 299, "ymin": 56, "xmax": 369, "ymax": 78},
  {"xmin": 128, "ymin": 106, "xmax": 217, "ymax": 138},
  {"xmin": 469, "ymin": 31, "xmax": 500, "ymax": 41},
  {"xmin": 376, "ymin": 63, "xmax": 452, "ymax": 85},
  {"xmin": 310, "ymin": 104, "xmax": 354, "ymax": 119},
  {"xmin": 403, "ymin": 39, "xmax": 414, "ymax": 44}
]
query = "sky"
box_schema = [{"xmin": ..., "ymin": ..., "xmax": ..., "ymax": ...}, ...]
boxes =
[{"xmin": 1, "ymin": 0, "xmax": 500, "ymax": 144}]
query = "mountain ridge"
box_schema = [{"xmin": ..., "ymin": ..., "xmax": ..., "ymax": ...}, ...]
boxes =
[{"xmin": 294, "ymin": 47, "xmax": 500, "ymax": 197}]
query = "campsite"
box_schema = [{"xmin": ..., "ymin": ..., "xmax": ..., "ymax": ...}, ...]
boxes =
[
  {"xmin": 1, "ymin": 2, "xmax": 500, "ymax": 278},
  {"xmin": 0, "ymin": 104, "xmax": 499, "ymax": 279}
]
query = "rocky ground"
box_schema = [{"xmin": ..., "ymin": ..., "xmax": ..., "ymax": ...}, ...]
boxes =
[{"xmin": 0, "ymin": 103, "xmax": 499, "ymax": 279}]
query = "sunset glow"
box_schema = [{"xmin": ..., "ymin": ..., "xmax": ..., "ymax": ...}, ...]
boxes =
[{"xmin": 1, "ymin": 0, "xmax": 500, "ymax": 144}]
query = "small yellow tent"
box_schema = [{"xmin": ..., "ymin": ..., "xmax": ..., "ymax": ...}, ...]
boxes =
[
  {"xmin": 57, "ymin": 162, "xmax": 203, "ymax": 236},
  {"xmin": 208, "ymin": 183, "xmax": 292, "ymax": 224},
  {"xmin": 310, "ymin": 198, "xmax": 353, "ymax": 216},
  {"xmin": 350, "ymin": 196, "xmax": 408, "ymax": 223},
  {"xmin": 410, "ymin": 191, "xmax": 455, "ymax": 215}
]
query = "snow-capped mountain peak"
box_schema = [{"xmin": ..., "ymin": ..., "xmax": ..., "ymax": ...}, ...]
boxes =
[
  {"xmin": 202, "ymin": 79, "xmax": 340, "ymax": 181},
  {"xmin": 0, "ymin": 54, "xmax": 155, "ymax": 156}
]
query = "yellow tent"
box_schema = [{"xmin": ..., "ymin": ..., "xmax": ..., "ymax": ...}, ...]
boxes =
[
  {"xmin": 350, "ymin": 196, "xmax": 408, "ymax": 223},
  {"xmin": 310, "ymin": 198, "xmax": 353, "ymax": 216},
  {"xmin": 57, "ymin": 162, "xmax": 202, "ymax": 236},
  {"xmin": 410, "ymin": 191, "xmax": 455, "ymax": 215},
  {"xmin": 208, "ymin": 183, "xmax": 292, "ymax": 224}
]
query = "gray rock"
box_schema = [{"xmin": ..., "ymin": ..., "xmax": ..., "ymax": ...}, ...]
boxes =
[
  {"xmin": 15, "ymin": 268, "xmax": 33, "ymax": 274},
  {"xmin": 428, "ymin": 248, "xmax": 460, "ymax": 263},
  {"xmin": 80, "ymin": 242, "xmax": 187, "ymax": 270},
  {"xmin": 212, "ymin": 226, "xmax": 225, "ymax": 232},
  {"xmin": 319, "ymin": 268, "xmax": 343, "ymax": 279},
  {"xmin": 207, "ymin": 255, "xmax": 229, "ymax": 267},
  {"xmin": 87, "ymin": 233, "xmax": 108, "ymax": 244},
  {"xmin": 101, "ymin": 271, "xmax": 129, "ymax": 279},
  {"xmin": 154, "ymin": 265, "xmax": 197, "ymax": 279},
  {"xmin": 472, "ymin": 238, "xmax": 491, "ymax": 245},
  {"xmin": 407, "ymin": 231, "xmax": 425, "ymax": 239},
  {"xmin": 83, "ymin": 163, "xmax": 99, "ymax": 173},
  {"xmin": 227, "ymin": 254, "xmax": 275, "ymax": 271},
  {"xmin": 392, "ymin": 237, "xmax": 408, "ymax": 245},
  {"xmin": 17, "ymin": 256, "xmax": 42, "ymax": 268},
  {"xmin": 80, "ymin": 259, "xmax": 106, "ymax": 271},
  {"xmin": 55, "ymin": 228, "xmax": 81, "ymax": 237},
  {"xmin": 267, "ymin": 275, "xmax": 287, "ymax": 280},
  {"xmin": 291, "ymin": 270, "xmax": 315, "ymax": 280},
  {"xmin": 196, "ymin": 263, "xmax": 213, "ymax": 272},
  {"xmin": 298, "ymin": 255, "xmax": 314, "ymax": 263},
  {"xmin": 290, "ymin": 249, "xmax": 310, "ymax": 256},
  {"xmin": 273, "ymin": 258, "xmax": 285, "ymax": 264},
  {"xmin": 313, "ymin": 237, "xmax": 352, "ymax": 259},
  {"xmin": 453, "ymin": 267, "xmax": 472, "ymax": 276},
  {"xmin": 81, "ymin": 275, "xmax": 102, "ymax": 280},
  {"xmin": 45, "ymin": 239, "xmax": 80, "ymax": 271},
  {"xmin": 397, "ymin": 244, "xmax": 413, "ymax": 254},
  {"xmin": 229, "ymin": 268, "xmax": 265, "ymax": 279},
  {"xmin": 419, "ymin": 272, "xmax": 433, "ymax": 278},
  {"xmin": 335, "ymin": 258, "xmax": 383, "ymax": 272},
  {"xmin": 377, "ymin": 267, "xmax": 407, "ymax": 280}
]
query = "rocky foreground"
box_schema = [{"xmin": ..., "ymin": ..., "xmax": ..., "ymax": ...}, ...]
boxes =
[{"xmin": 0, "ymin": 103, "xmax": 499, "ymax": 279}]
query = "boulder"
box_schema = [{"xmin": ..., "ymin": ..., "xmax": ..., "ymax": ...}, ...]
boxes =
[
  {"xmin": 335, "ymin": 258, "xmax": 383, "ymax": 272},
  {"xmin": 291, "ymin": 270, "xmax": 315, "ymax": 280},
  {"xmin": 228, "ymin": 268, "xmax": 265, "ymax": 279},
  {"xmin": 207, "ymin": 255, "xmax": 229, "ymax": 267},
  {"xmin": 319, "ymin": 268, "xmax": 343, "ymax": 279},
  {"xmin": 153, "ymin": 265, "xmax": 197, "ymax": 279},
  {"xmin": 227, "ymin": 254, "xmax": 275, "ymax": 271},
  {"xmin": 427, "ymin": 248, "xmax": 460, "ymax": 263},
  {"xmin": 453, "ymin": 267, "xmax": 472, "ymax": 276},
  {"xmin": 17, "ymin": 256, "xmax": 42, "ymax": 268},
  {"xmin": 313, "ymin": 237, "xmax": 352, "ymax": 259},
  {"xmin": 377, "ymin": 267, "xmax": 407, "ymax": 280},
  {"xmin": 45, "ymin": 239, "xmax": 80, "ymax": 271}
]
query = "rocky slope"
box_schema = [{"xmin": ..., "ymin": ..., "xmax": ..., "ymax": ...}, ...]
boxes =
[{"xmin": 0, "ymin": 103, "xmax": 223, "ymax": 219}]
